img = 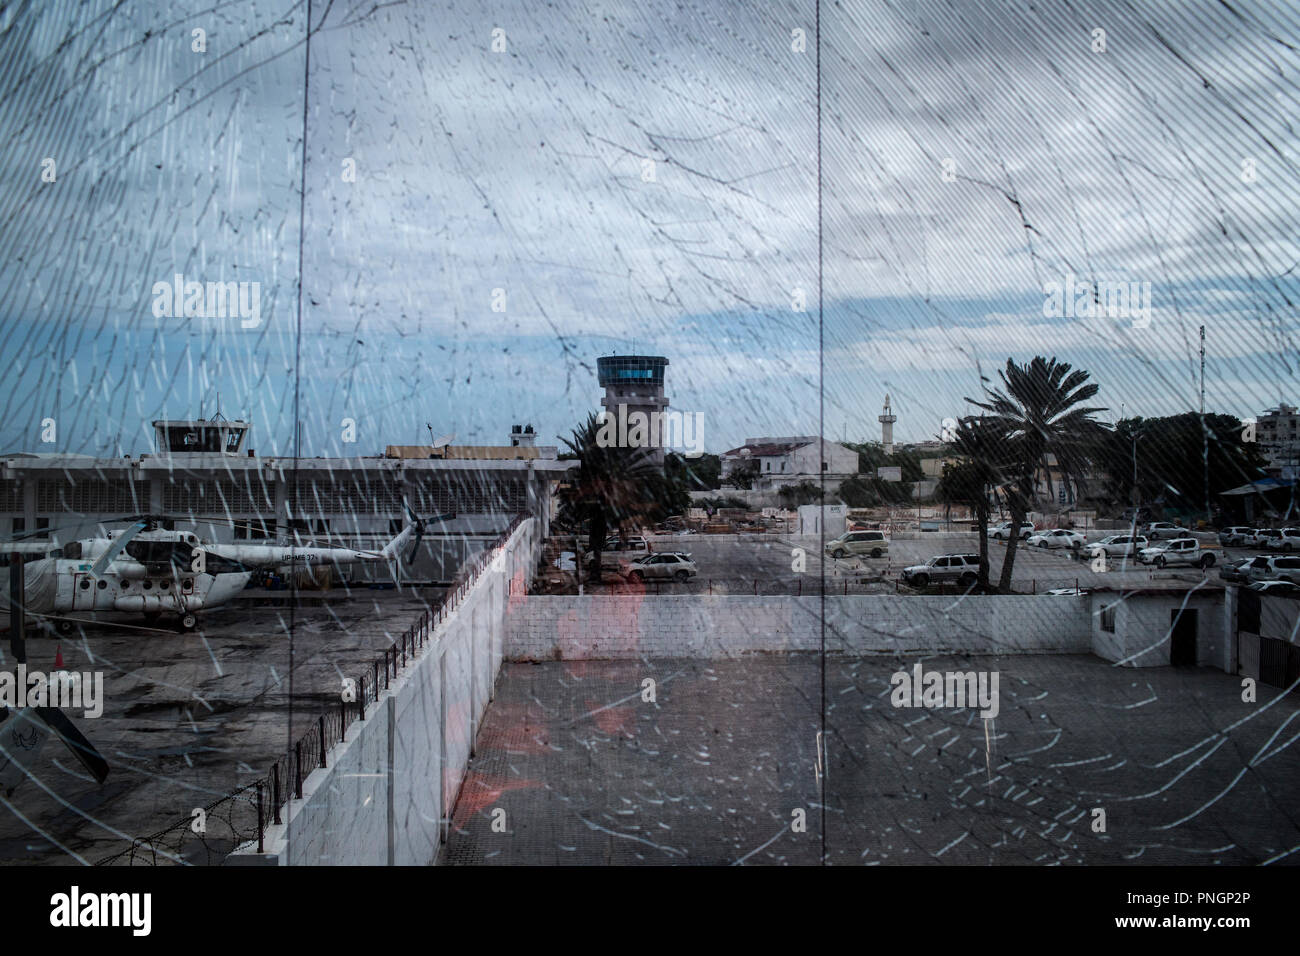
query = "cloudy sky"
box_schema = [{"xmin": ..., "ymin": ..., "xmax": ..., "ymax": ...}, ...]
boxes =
[{"xmin": 0, "ymin": 0, "xmax": 1296, "ymax": 456}]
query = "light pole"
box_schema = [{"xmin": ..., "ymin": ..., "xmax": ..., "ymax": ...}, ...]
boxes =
[
  {"xmin": 1122, "ymin": 427, "xmax": 1148, "ymax": 572},
  {"xmin": 1131, "ymin": 428, "xmax": 1147, "ymax": 523}
]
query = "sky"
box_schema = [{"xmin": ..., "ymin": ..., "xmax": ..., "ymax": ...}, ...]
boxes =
[{"xmin": 0, "ymin": 0, "xmax": 1297, "ymax": 457}]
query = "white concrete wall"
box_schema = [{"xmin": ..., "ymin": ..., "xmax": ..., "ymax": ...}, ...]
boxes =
[
  {"xmin": 1089, "ymin": 590, "xmax": 1227, "ymax": 668},
  {"xmin": 230, "ymin": 518, "xmax": 540, "ymax": 865},
  {"xmin": 505, "ymin": 594, "xmax": 1093, "ymax": 660}
]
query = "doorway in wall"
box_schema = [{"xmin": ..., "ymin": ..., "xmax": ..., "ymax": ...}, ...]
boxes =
[{"xmin": 1170, "ymin": 608, "xmax": 1198, "ymax": 666}]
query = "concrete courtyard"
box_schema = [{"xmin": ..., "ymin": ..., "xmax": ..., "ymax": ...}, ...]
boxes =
[{"xmin": 442, "ymin": 655, "xmax": 1300, "ymax": 865}]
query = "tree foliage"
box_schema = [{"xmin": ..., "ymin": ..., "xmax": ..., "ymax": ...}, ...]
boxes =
[
  {"xmin": 1094, "ymin": 413, "xmax": 1266, "ymax": 515},
  {"xmin": 966, "ymin": 357, "xmax": 1109, "ymax": 592},
  {"xmin": 557, "ymin": 414, "xmax": 683, "ymax": 581}
]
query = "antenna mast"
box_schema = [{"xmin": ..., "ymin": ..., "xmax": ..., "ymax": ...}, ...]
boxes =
[{"xmin": 1200, "ymin": 325, "xmax": 1208, "ymax": 523}]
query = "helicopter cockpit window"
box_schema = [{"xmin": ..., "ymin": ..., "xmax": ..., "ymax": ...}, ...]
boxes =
[{"xmin": 62, "ymin": 541, "xmax": 81, "ymax": 559}]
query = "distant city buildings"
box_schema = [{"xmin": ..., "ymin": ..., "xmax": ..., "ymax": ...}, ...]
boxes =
[{"xmin": 1257, "ymin": 403, "xmax": 1300, "ymax": 479}]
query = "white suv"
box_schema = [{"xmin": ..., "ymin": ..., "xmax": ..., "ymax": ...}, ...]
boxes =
[
  {"xmin": 586, "ymin": 536, "xmax": 649, "ymax": 571},
  {"xmin": 1263, "ymin": 555, "xmax": 1300, "ymax": 584},
  {"xmin": 1263, "ymin": 528, "xmax": 1300, "ymax": 552},
  {"xmin": 1242, "ymin": 554, "xmax": 1285, "ymax": 583},
  {"xmin": 1026, "ymin": 529, "xmax": 1085, "ymax": 550},
  {"xmin": 900, "ymin": 554, "xmax": 981, "ymax": 588}
]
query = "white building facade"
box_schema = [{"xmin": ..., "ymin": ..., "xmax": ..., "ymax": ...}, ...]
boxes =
[
  {"xmin": 720, "ymin": 437, "xmax": 859, "ymax": 492},
  {"xmin": 1257, "ymin": 404, "xmax": 1300, "ymax": 478}
]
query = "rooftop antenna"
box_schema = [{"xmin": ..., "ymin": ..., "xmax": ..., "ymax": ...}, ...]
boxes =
[{"xmin": 427, "ymin": 423, "xmax": 454, "ymax": 449}]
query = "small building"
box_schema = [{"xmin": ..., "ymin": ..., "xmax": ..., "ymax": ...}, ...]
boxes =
[
  {"xmin": 721, "ymin": 437, "xmax": 858, "ymax": 492},
  {"xmin": 1089, "ymin": 586, "xmax": 1230, "ymax": 669},
  {"xmin": 797, "ymin": 503, "xmax": 846, "ymax": 536}
]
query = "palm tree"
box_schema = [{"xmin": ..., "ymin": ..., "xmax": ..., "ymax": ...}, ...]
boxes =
[
  {"xmin": 937, "ymin": 417, "xmax": 1004, "ymax": 590},
  {"xmin": 558, "ymin": 414, "xmax": 675, "ymax": 583},
  {"xmin": 967, "ymin": 357, "xmax": 1108, "ymax": 592}
]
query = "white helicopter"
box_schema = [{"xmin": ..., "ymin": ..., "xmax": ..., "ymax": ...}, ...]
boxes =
[{"xmin": 0, "ymin": 507, "xmax": 451, "ymax": 633}]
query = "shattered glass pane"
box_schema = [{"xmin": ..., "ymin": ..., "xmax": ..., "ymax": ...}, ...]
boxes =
[{"xmin": 0, "ymin": 0, "xmax": 1295, "ymax": 892}]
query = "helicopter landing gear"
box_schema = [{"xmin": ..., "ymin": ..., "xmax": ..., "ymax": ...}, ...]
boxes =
[{"xmin": 177, "ymin": 613, "xmax": 198, "ymax": 632}]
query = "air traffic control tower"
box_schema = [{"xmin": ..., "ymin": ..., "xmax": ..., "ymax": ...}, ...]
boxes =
[{"xmin": 598, "ymin": 354, "xmax": 670, "ymax": 467}]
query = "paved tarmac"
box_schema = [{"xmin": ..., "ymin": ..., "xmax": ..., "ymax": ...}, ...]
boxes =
[
  {"xmin": 0, "ymin": 588, "xmax": 437, "ymax": 865},
  {"xmin": 442, "ymin": 656, "xmax": 1300, "ymax": 865}
]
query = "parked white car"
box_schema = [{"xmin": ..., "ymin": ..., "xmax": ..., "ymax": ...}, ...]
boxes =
[
  {"xmin": 585, "ymin": 536, "xmax": 650, "ymax": 571},
  {"xmin": 1218, "ymin": 556, "xmax": 1254, "ymax": 583},
  {"xmin": 1262, "ymin": 528, "xmax": 1300, "ymax": 552},
  {"xmin": 1144, "ymin": 521, "xmax": 1193, "ymax": 540},
  {"xmin": 624, "ymin": 552, "xmax": 697, "ymax": 582},
  {"xmin": 825, "ymin": 530, "xmax": 889, "ymax": 559},
  {"xmin": 1246, "ymin": 528, "xmax": 1278, "ymax": 548},
  {"xmin": 1086, "ymin": 534, "xmax": 1148, "ymax": 558},
  {"xmin": 1218, "ymin": 526, "xmax": 1255, "ymax": 547},
  {"xmin": 1026, "ymin": 529, "xmax": 1085, "ymax": 550},
  {"xmin": 1262, "ymin": 555, "xmax": 1300, "ymax": 584},
  {"xmin": 900, "ymin": 554, "xmax": 981, "ymax": 588},
  {"xmin": 989, "ymin": 521, "xmax": 1035, "ymax": 540},
  {"xmin": 1246, "ymin": 580, "xmax": 1300, "ymax": 597},
  {"xmin": 1242, "ymin": 554, "xmax": 1284, "ymax": 583},
  {"xmin": 1138, "ymin": 537, "xmax": 1220, "ymax": 568}
]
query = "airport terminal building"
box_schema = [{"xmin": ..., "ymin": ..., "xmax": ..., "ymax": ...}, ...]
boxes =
[{"xmin": 0, "ymin": 418, "xmax": 574, "ymax": 583}]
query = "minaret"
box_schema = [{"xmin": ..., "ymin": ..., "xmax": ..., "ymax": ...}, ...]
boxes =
[{"xmin": 878, "ymin": 394, "xmax": 897, "ymax": 455}]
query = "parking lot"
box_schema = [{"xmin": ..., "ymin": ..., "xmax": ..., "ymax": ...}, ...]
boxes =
[{"xmin": 574, "ymin": 531, "xmax": 1242, "ymax": 595}]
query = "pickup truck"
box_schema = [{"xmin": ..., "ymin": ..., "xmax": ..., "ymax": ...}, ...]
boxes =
[{"xmin": 1138, "ymin": 537, "xmax": 1220, "ymax": 569}]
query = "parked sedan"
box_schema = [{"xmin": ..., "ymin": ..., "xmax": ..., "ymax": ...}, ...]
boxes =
[
  {"xmin": 989, "ymin": 521, "xmax": 1035, "ymax": 540},
  {"xmin": 1247, "ymin": 580, "xmax": 1300, "ymax": 597},
  {"xmin": 624, "ymin": 552, "xmax": 697, "ymax": 582},
  {"xmin": 1086, "ymin": 534, "xmax": 1148, "ymax": 558},
  {"xmin": 1144, "ymin": 521, "xmax": 1193, "ymax": 540},
  {"xmin": 1218, "ymin": 557, "xmax": 1254, "ymax": 584},
  {"xmin": 1026, "ymin": 529, "xmax": 1085, "ymax": 550},
  {"xmin": 1218, "ymin": 526, "xmax": 1256, "ymax": 547}
]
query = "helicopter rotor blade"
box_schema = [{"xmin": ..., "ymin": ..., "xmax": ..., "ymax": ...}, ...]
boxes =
[
  {"xmin": 34, "ymin": 707, "xmax": 109, "ymax": 784},
  {"xmin": 88, "ymin": 521, "xmax": 147, "ymax": 577},
  {"xmin": 405, "ymin": 530, "xmax": 424, "ymax": 565}
]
